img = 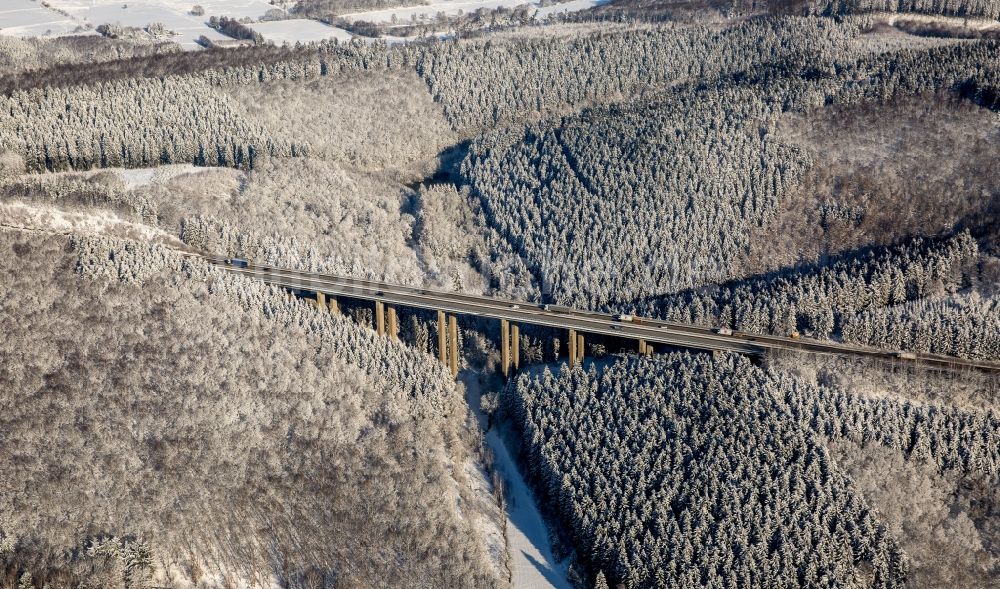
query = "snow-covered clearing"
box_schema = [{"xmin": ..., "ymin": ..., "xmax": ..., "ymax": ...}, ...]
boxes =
[
  {"xmin": 24, "ymin": 0, "xmax": 279, "ymax": 49},
  {"xmin": 379, "ymin": 31, "xmax": 453, "ymax": 43},
  {"xmin": 880, "ymin": 11, "xmax": 1000, "ymax": 31},
  {"xmin": 461, "ymin": 370, "xmax": 573, "ymax": 589},
  {"xmin": 115, "ymin": 163, "xmax": 208, "ymax": 188},
  {"xmin": 533, "ymin": 0, "xmax": 606, "ymax": 19},
  {"xmin": 0, "ymin": 0, "xmax": 85, "ymax": 38},
  {"xmin": 2, "ymin": 0, "xmax": 608, "ymax": 47},
  {"xmin": 21, "ymin": 163, "xmax": 214, "ymax": 190},
  {"xmin": 342, "ymin": 0, "xmax": 526, "ymax": 23},
  {"xmin": 248, "ymin": 18, "xmax": 352, "ymax": 44},
  {"xmin": 486, "ymin": 426, "xmax": 574, "ymax": 589},
  {"xmin": 0, "ymin": 201, "xmax": 187, "ymax": 247},
  {"xmin": 341, "ymin": 0, "xmax": 607, "ymax": 24}
]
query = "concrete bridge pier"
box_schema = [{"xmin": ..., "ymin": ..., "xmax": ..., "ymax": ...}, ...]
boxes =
[
  {"xmin": 327, "ymin": 295, "xmax": 339, "ymax": 315},
  {"xmin": 511, "ymin": 324, "xmax": 520, "ymax": 371},
  {"xmin": 438, "ymin": 310, "xmax": 447, "ymax": 364},
  {"xmin": 501, "ymin": 319, "xmax": 511, "ymax": 379},
  {"xmin": 375, "ymin": 301, "xmax": 385, "ymax": 336},
  {"xmin": 568, "ymin": 329, "xmax": 577, "ymax": 368},
  {"xmin": 387, "ymin": 306, "xmax": 398, "ymax": 340},
  {"xmin": 499, "ymin": 319, "xmax": 520, "ymax": 379},
  {"xmin": 576, "ymin": 332, "xmax": 585, "ymax": 363},
  {"xmin": 314, "ymin": 291, "xmax": 326, "ymax": 310},
  {"xmin": 449, "ymin": 315, "xmax": 459, "ymax": 377}
]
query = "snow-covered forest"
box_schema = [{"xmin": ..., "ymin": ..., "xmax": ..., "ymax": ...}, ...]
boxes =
[
  {"xmin": 646, "ymin": 232, "xmax": 986, "ymax": 348},
  {"xmin": 506, "ymin": 353, "xmax": 999, "ymax": 588},
  {"xmin": 1, "ymin": 2, "xmax": 998, "ymax": 588},
  {"xmin": 842, "ymin": 292, "xmax": 1000, "ymax": 359},
  {"xmin": 0, "ymin": 77, "xmax": 299, "ymax": 171},
  {"xmin": 0, "ymin": 232, "xmax": 500, "ymax": 588},
  {"xmin": 507, "ymin": 355, "xmax": 908, "ymax": 587},
  {"xmin": 812, "ymin": 0, "xmax": 1000, "ymax": 19}
]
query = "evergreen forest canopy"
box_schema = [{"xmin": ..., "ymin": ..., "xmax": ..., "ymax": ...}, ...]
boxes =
[
  {"xmin": 507, "ymin": 353, "xmax": 999, "ymax": 588},
  {"xmin": 0, "ymin": 3, "xmax": 998, "ymax": 588}
]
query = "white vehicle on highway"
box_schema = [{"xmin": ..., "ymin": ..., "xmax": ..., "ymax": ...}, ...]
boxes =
[
  {"xmin": 715, "ymin": 327, "xmax": 733, "ymax": 336},
  {"xmin": 616, "ymin": 314, "xmax": 634, "ymax": 322},
  {"xmin": 510, "ymin": 304, "xmax": 520, "ymax": 310}
]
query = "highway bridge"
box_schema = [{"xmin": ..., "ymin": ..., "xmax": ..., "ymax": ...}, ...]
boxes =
[{"xmin": 207, "ymin": 257, "xmax": 1000, "ymax": 376}]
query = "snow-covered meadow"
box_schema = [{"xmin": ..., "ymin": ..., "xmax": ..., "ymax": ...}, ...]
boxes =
[
  {"xmin": 1, "ymin": 0, "xmax": 607, "ymax": 48},
  {"xmin": 533, "ymin": 0, "xmax": 607, "ymax": 19},
  {"xmin": 1, "ymin": 0, "xmax": 280, "ymax": 48},
  {"xmin": 248, "ymin": 18, "xmax": 352, "ymax": 44},
  {"xmin": 0, "ymin": 0, "xmax": 85, "ymax": 37},
  {"xmin": 340, "ymin": 0, "xmax": 607, "ymax": 24}
]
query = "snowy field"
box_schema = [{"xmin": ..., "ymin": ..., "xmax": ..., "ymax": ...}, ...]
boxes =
[
  {"xmin": 341, "ymin": 0, "xmax": 527, "ymax": 23},
  {"xmin": 1, "ymin": 0, "xmax": 607, "ymax": 48},
  {"xmin": 341, "ymin": 0, "xmax": 607, "ymax": 23},
  {"xmin": 249, "ymin": 18, "xmax": 352, "ymax": 44},
  {"xmin": 0, "ymin": 0, "xmax": 85, "ymax": 37},
  {"xmin": 533, "ymin": 0, "xmax": 607, "ymax": 19},
  {"xmin": 14, "ymin": 0, "xmax": 280, "ymax": 48}
]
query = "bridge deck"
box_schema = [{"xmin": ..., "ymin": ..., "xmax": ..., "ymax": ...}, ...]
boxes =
[{"xmin": 207, "ymin": 258, "xmax": 1000, "ymax": 374}]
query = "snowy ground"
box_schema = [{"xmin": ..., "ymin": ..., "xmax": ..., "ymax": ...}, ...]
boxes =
[
  {"xmin": 115, "ymin": 163, "xmax": 214, "ymax": 188},
  {"xmin": 15, "ymin": 0, "xmax": 280, "ymax": 48},
  {"xmin": 2, "ymin": 0, "xmax": 606, "ymax": 47},
  {"xmin": 341, "ymin": 0, "xmax": 607, "ymax": 23},
  {"xmin": 533, "ymin": 0, "xmax": 606, "ymax": 19},
  {"xmin": 248, "ymin": 18, "xmax": 352, "ymax": 44},
  {"xmin": 341, "ymin": 0, "xmax": 526, "ymax": 23},
  {"xmin": 461, "ymin": 370, "xmax": 573, "ymax": 589},
  {"xmin": 879, "ymin": 11, "xmax": 1000, "ymax": 31},
  {"xmin": 486, "ymin": 427, "xmax": 574, "ymax": 589},
  {"xmin": 15, "ymin": 163, "xmax": 228, "ymax": 191},
  {"xmin": 0, "ymin": 201, "xmax": 187, "ymax": 247},
  {"xmin": 0, "ymin": 0, "xmax": 86, "ymax": 37}
]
